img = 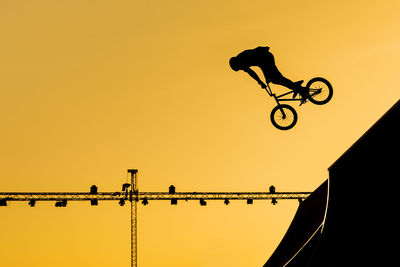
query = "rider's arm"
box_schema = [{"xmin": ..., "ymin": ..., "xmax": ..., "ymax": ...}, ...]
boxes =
[{"xmin": 243, "ymin": 67, "xmax": 266, "ymax": 88}]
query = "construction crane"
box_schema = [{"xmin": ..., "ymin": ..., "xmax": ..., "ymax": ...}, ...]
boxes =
[{"xmin": 0, "ymin": 169, "xmax": 312, "ymax": 267}]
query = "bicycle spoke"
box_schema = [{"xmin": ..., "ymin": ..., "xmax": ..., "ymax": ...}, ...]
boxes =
[
  {"xmin": 308, "ymin": 82, "xmax": 327, "ymax": 101},
  {"xmin": 275, "ymin": 109, "xmax": 293, "ymax": 127},
  {"xmin": 305, "ymin": 77, "xmax": 333, "ymax": 105}
]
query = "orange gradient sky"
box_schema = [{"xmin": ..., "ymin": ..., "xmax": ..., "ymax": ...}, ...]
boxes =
[{"xmin": 1, "ymin": 1, "xmax": 399, "ymax": 266}]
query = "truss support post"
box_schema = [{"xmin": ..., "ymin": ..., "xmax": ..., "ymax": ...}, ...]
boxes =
[{"xmin": 128, "ymin": 169, "xmax": 138, "ymax": 267}]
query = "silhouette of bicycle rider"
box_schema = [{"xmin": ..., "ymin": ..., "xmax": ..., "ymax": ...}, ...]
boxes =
[{"xmin": 229, "ymin": 46, "xmax": 307, "ymax": 100}]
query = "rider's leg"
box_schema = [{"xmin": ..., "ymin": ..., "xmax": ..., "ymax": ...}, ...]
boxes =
[
  {"xmin": 261, "ymin": 63, "xmax": 298, "ymax": 89},
  {"xmin": 269, "ymin": 71, "xmax": 300, "ymax": 91},
  {"xmin": 261, "ymin": 62, "xmax": 306, "ymax": 100},
  {"xmin": 271, "ymin": 74, "xmax": 308, "ymax": 101}
]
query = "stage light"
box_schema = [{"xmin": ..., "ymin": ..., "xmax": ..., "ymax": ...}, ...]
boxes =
[
  {"xmin": 55, "ymin": 199, "xmax": 67, "ymax": 207},
  {"xmin": 0, "ymin": 199, "xmax": 7, "ymax": 206},
  {"xmin": 224, "ymin": 198, "xmax": 230, "ymax": 205},
  {"xmin": 142, "ymin": 198, "xmax": 148, "ymax": 206},
  {"xmin": 271, "ymin": 198, "xmax": 277, "ymax": 205},
  {"xmin": 171, "ymin": 198, "xmax": 177, "ymax": 205},
  {"xmin": 119, "ymin": 199, "xmax": 125, "ymax": 206},
  {"xmin": 247, "ymin": 199, "xmax": 253, "ymax": 205},
  {"xmin": 90, "ymin": 185, "xmax": 98, "ymax": 194},
  {"xmin": 122, "ymin": 183, "xmax": 131, "ymax": 191},
  {"xmin": 269, "ymin": 185, "xmax": 276, "ymax": 194},
  {"xmin": 90, "ymin": 199, "xmax": 98, "ymax": 206},
  {"xmin": 169, "ymin": 185, "xmax": 176, "ymax": 194},
  {"xmin": 200, "ymin": 198, "xmax": 207, "ymax": 206},
  {"xmin": 29, "ymin": 200, "xmax": 36, "ymax": 207}
]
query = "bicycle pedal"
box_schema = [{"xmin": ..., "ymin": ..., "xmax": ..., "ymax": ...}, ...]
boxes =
[{"xmin": 299, "ymin": 100, "xmax": 307, "ymax": 106}]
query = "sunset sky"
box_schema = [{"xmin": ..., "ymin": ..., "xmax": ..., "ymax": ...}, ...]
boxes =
[{"xmin": 1, "ymin": 1, "xmax": 399, "ymax": 266}]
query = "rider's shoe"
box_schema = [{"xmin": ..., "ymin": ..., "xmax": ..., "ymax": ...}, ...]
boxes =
[
  {"xmin": 292, "ymin": 80, "xmax": 304, "ymax": 99},
  {"xmin": 299, "ymin": 88, "xmax": 309, "ymax": 106},
  {"xmin": 299, "ymin": 97, "xmax": 307, "ymax": 106},
  {"xmin": 300, "ymin": 88, "xmax": 308, "ymax": 98}
]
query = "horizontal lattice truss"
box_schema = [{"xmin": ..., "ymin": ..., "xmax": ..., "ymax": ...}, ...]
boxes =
[{"xmin": 0, "ymin": 191, "xmax": 311, "ymax": 202}]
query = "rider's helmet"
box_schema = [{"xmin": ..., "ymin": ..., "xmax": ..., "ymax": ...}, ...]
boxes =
[{"xmin": 229, "ymin": 57, "xmax": 241, "ymax": 71}]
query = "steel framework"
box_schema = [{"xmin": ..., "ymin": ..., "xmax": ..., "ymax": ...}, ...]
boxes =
[
  {"xmin": 0, "ymin": 169, "xmax": 311, "ymax": 267},
  {"xmin": 0, "ymin": 191, "xmax": 311, "ymax": 202}
]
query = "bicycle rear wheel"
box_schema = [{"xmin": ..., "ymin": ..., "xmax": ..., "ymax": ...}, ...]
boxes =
[
  {"xmin": 306, "ymin": 77, "xmax": 333, "ymax": 105},
  {"xmin": 270, "ymin": 104, "xmax": 298, "ymax": 130}
]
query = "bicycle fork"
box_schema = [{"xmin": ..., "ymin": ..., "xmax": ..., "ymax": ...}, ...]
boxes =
[{"xmin": 272, "ymin": 95, "xmax": 287, "ymax": 119}]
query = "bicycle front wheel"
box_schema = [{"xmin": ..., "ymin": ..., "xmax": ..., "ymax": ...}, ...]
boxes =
[
  {"xmin": 306, "ymin": 77, "xmax": 333, "ymax": 105},
  {"xmin": 270, "ymin": 104, "xmax": 298, "ymax": 130}
]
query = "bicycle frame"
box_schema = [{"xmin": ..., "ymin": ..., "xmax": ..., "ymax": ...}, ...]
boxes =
[
  {"xmin": 265, "ymin": 83, "xmax": 321, "ymax": 107},
  {"xmin": 265, "ymin": 83, "xmax": 300, "ymax": 106}
]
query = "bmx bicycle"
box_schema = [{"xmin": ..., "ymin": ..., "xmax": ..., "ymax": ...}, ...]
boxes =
[{"xmin": 266, "ymin": 77, "xmax": 333, "ymax": 130}]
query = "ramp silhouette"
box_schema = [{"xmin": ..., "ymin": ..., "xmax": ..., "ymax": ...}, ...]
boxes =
[{"xmin": 264, "ymin": 100, "xmax": 400, "ymax": 267}]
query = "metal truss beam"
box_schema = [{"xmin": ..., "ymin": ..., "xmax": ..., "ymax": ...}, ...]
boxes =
[{"xmin": 0, "ymin": 191, "xmax": 311, "ymax": 202}]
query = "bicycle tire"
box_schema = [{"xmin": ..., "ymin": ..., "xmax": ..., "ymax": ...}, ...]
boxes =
[
  {"xmin": 306, "ymin": 77, "xmax": 333, "ymax": 105},
  {"xmin": 270, "ymin": 104, "xmax": 298, "ymax": 130}
]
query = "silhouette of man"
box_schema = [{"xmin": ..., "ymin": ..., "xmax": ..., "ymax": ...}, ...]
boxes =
[{"xmin": 229, "ymin": 46, "xmax": 307, "ymax": 100}]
